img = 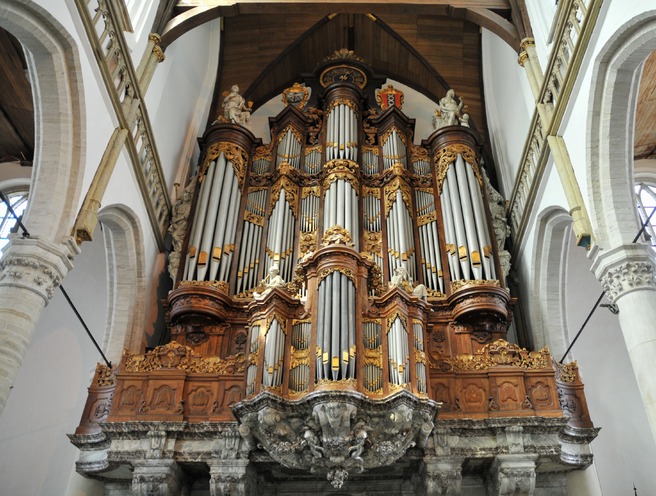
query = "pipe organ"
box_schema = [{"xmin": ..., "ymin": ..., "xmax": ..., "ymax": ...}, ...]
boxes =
[{"xmin": 76, "ymin": 53, "xmax": 596, "ymax": 493}]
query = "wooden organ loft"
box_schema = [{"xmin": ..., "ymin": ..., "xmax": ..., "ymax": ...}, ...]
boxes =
[{"xmin": 71, "ymin": 53, "xmax": 599, "ymax": 495}]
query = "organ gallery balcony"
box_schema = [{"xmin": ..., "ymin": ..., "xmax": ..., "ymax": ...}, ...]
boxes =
[{"xmin": 70, "ymin": 52, "xmax": 598, "ymax": 495}]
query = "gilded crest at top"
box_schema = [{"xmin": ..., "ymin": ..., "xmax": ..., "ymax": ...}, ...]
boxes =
[
  {"xmin": 376, "ymin": 84, "xmax": 404, "ymax": 110},
  {"xmin": 282, "ymin": 82, "xmax": 310, "ymax": 110}
]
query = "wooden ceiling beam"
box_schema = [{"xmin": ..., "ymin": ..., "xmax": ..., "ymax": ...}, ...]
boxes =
[
  {"xmin": 176, "ymin": 0, "xmax": 511, "ymax": 9},
  {"xmin": 163, "ymin": 1, "xmax": 513, "ymax": 47},
  {"xmin": 465, "ymin": 7, "xmax": 519, "ymax": 50}
]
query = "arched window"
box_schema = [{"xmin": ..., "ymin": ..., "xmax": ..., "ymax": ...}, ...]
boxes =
[
  {"xmin": 0, "ymin": 189, "xmax": 28, "ymax": 255},
  {"xmin": 635, "ymin": 182, "xmax": 656, "ymax": 247}
]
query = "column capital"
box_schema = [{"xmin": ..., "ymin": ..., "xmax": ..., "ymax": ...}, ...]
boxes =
[
  {"xmin": 520, "ymin": 37, "xmax": 535, "ymax": 50},
  {"xmin": 591, "ymin": 243, "xmax": 656, "ymax": 303},
  {"xmin": 0, "ymin": 236, "xmax": 78, "ymax": 303}
]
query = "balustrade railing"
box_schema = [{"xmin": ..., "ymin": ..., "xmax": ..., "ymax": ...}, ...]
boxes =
[
  {"xmin": 75, "ymin": 0, "xmax": 171, "ymax": 247},
  {"xmin": 508, "ymin": 0, "xmax": 601, "ymax": 253}
]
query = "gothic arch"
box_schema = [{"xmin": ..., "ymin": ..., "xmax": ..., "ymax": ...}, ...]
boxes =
[
  {"xmin": 0, "ymin": 0, "xmax": 85, "ymax": 243},
  {"xmin": 587, "ymin": 11, "xmax": 656, "ymax": 248},
  {"xmin": 98, "ymin": 205, "xmax": 146, "ymax": 363},
  {"xmin": 530, "ymin": 206, "xmax": 573, "ymax": 359}
]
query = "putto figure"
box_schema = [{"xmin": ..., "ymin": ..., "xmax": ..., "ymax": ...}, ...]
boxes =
[{"xmin": 254, "ymin": 264, "xmax": 285, "ymax": 298}]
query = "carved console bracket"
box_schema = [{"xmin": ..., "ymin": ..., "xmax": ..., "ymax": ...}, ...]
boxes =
[{"xmin": 233, "ymin": 389, "xmax": 438, "ymax": 489}]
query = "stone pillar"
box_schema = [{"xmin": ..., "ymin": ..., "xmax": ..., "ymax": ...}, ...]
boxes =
[
  {"xmin": 209, "ymin": 459, "xmax": 251, "ymax": 496},
  {"xmin": 592, "ymin": 243, "xmax": 656, "ymax": 442},
  {"xmin": 488, "ymin": 454, "xmax": 537, "ymax": 496},
  {"xmin": 424, "ymin": 457, "xmax": 464, "ymax": 495},
  {"xmin": 546, "ymin": 135, "xmax": 593, "ymax": 247},
  {"xmin": 132, "ymin": 460, "xmax": 185, "ymax": 496},
  {"xmin": 0, "ymin": 237, "xmax": 76, "ymax": 414},
  {"xmin": 518, "ymin": 38, "xmax": 543, "ymax": 102}
]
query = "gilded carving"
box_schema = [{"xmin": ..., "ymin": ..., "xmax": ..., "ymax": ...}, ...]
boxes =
[
  {"xmin": 363, "ymin": 346, "xmax": 383, "ymax": 368},
  {"xmin": 282, "ymin": 82, "xmax": 310, "ymax": 109},
  {"xmin": 450, "ymin": 279, "xmax": 500, "ymax": 292},
  {"xmin": 363, "ymin": 231, "xmax": 382, "ymax": 256},
  {"xmin": 322, "ymin": 159, "xmax": 360, "ymax": 190},
  {"xmin": 123, "ymin": 341, "xmax": 247, "ymax": 374},
  {"xmin": 290, "ymin": 347, "xmax": 311, "ymax": 369},
  {"xmin": 434, "ymin": 144, "xmax": 480, "ymax": 193},
  {"xmin": 376, "ymin": 84, "xmax": 404, "ymax": 110},
  {"xmin": 95, "ymin": 364, "xmax": 117, "ymax": 387},
  {"xmin": 318, "ymin": 267, "xmax": 356, "ymax": 285},
  {"xmin": 321, "ymin": 225, "xmax": 354, "ymax": 248},
  {"xmin": 434, "ymin": 339, "xmax": 551, "ymax": 372},
  {"xmin": 202, "ymin": 142, "xmax": 248, "ymax": 189},
  {"xmin": 417, "ymin": 211, "xmax": 438, "ymax": 227},
  {"xmin": 299, "ymin": 231, "xmax": 317, "ymax": 256},
  {"xmin": 178, "ymin": 280, "xmax": 230, "ymax": 293},
  {"xmin": 384, "ymin": 177, "xmax": 413, "ymax": 217},
  {"xmin": 320, "ymin": 64, "xmax": 367, "ymax": 89},
  {"xmin": 243, "ymin": 210, "xmax": 264, "ymax": 227},
  {"xmin": 269, "ymin": 176, "xmax": 298, "ymax": 216},
  {"xmin": 553, "ymin": 360, "xmax": 578, "ymax": 383}
]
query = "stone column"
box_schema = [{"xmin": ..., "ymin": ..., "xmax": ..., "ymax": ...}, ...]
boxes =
[
  {"xmin": 592, "ymin": 243, "xmax": 656, "ymax": 442},
  {"xmin": 136, "ymin": 33, "xmax": 166, "ymax": 95},
  {"xmin": 209, "ymin": 459, "xmax": 251, "ymax": 496},
  {"xmin": 0, "ymin": 237, "xmax": 77, "ymax": 414},
  {"xmin": 518, "ymin": 38, "xmax": 543, "ymax": 102},
  {"xmin": 424, "ymin": 457, "xmax": 464, "ymax": 495},
  {"xmin": 132, "ymin": 460, "xmax": 185, "ymax": 496},
  {"xmin": 488, "ymin": 454, "xmax": 537, "ymax": 496}
]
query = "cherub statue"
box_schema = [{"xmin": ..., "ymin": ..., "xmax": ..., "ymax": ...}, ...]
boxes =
[
  {"xmin": 222, "ymin": 85, "xmax": 252, "ymax": 127},
  {"xmin": 254, "ymin": 264, "xmax": 285, "ymax": 298},
  {"xmin": 432, "ymin": 89, "xmax": 466, "ymax": 130}
]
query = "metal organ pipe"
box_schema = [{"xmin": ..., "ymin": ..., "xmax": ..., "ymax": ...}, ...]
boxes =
[
  {"xmin": 466, "ymin": 165, "xmax": 496, "ymax": 280},
  {"xmin": 185, "ymin": 159, "xmax": 216, "ymax": 280},
  {"xmin": 454, "ymin": 155, "xmax": 481, "ymax": 280},
  {"xmin": 440, "ymin": 180, "xmax": 460, "ymax": 280},
  {"xmin": 445, "ymin": 165, "xmax": 470, "ymax": 280}
]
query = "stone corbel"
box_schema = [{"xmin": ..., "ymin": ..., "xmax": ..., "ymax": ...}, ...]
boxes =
[
  {"xmin": 489, "ymin": 454, "xmax": 537, "ymax": 496},
  {"xmin": 132, "ymin": 460, "xmax": 185, "ymax": 496},
  {"xmin": 209, "ymin": 459, "xmax": 251, "ymax": 496},
  {"xmin": 423, "ymin": 457, "xmax": 464, "ymax": 496}
]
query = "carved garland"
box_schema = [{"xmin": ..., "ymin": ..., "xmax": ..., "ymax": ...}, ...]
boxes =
[
  {"xmin": 178, "ymin": 280, "xmax": 230, "ymax": 293},
  {"xmin": 202, "ymin": 142, "xmax": 248, "ymax": 189},
  {"xmin": 321, "ymin": 225, "xmax": 354, "ymax": 247},
  {"xmin": 432, "ymin": 339, "xmax": 551, "ymax": 371},
  {"xmin": 451, "ymin": 279, "xmax": 500, "ymax": 292},
  {"xmin": 384, "ymin": 177, "xmax": 413, "ymax": 217},
  {"xmin": 123, "ymin": 341, "xmax": 247, "ymax": 374},
  {"xmin": 386, "ymin": 313, "xmax": 408, "ymax": 334},
  {"xmin": 268, "ymin": 176, "xmax": 298, "ymax": 216},
  {"xmin": 318, "ymin": 267, "xmax": 357, "ymax": 286},
  {"xmin": 277, "ymin": 125, "xmax": 304, "ymax": 146},
  {"xmin": 434, "ymin": 144, "xmax": 480, "ymax": 194}
]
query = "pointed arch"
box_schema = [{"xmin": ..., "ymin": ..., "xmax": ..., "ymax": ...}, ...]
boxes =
[
  {"xmin": 587, "ymin": 11, "xmax": 656, "ymax": 248},
  {"xmin": 529, "ymin": 206, "xmax": 573, "ymax": 359},
  {"xmin": 0, "ymin": 0, "xmax": 85, "ymax": 243},
  {"xmin": 98, "ymin": 205, "xmax": 146, "ymax": 363}
]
